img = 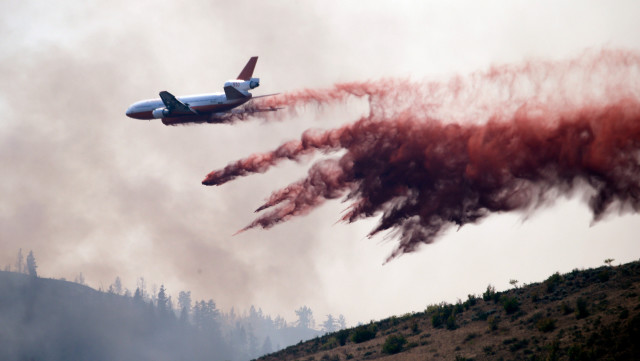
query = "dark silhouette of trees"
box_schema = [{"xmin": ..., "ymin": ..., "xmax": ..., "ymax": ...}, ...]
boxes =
[
  {"xmin": 295, "ymin": 305, "xmax": 315, "ymax": 329},
  {"xmin": 108, "ymin": 276, "xmax": 122, "ymax": 295},
  {"xmin": 74, "ymin": 272, "xmax": 85, "ymax": 285},
  {"xmin": 157, "ymin": 284, "xmax": 168, "ymax": 313},
  {"xmin": 261, "ymin": 335, "xmax": 273, "ymax": 355},
  {"xmin": 193, "ymin": 299, "xmax": 220, "ymax": 332},
  {"xmin": 337, "ymin": 314, "xmax": 347, "ymax": 330},
  {"xmin": 322, "ymin": 314, "xmax": 336, "ymax": 333},
  {"xmin": 178, "ymin": 290, "xmax": 192, "ymax": 323},
  {"xmin": 274, "ymin": 315, "xmax": 287, "ymax": 329},
  {"xmin": 136, "ymin": 277, "xmax": 147, "ymax": 300},
  {"xmin": 133, "ymin": 287, "xmax": 143, "ymax": 303},
  {"xmin": 15, "ymin": 248, "xmax": 24, "ymax": 273},
  {"xmin": 1, "ymin": 256, "xmax": 328, "ymax": 360},
  {"xmin": 26, "ymin": 250, "xmax": 37, "ymax": 277}
]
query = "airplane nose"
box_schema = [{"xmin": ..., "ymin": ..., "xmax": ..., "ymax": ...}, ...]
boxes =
[{"xmin": 125, "ymin": 106, "xmax": 133, "ymax": 117}]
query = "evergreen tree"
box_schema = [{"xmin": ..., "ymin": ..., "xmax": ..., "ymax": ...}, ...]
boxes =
[
  {"xmin": 26, "ymin": 250, "xmax": 37, "ymax": 277},
  {"xmin": 75, "ymin": 272, "xmax": 85, "ymax": 285},
  {"xmin": 261, "ymin": 336, "xmax": 273, "ymax": 356},
  {"xmin": 137, "ymin": 277, "xmax": 147, "ymax": 300},
  {"xmin": 150, "ymin": 284, "xmax": 158, "ymax": 305},
  {"xmin": 113, "ymin": 277, "xmax": 123, "ymax": 295},
  {"xmin": 337, "ymin": 314, "xmax": 347, "ymax": 330},
  {"xmin": 236, "ymin": 324, "xmax": 248, "ymax": 357},
  {"xmin": 178, "ymin": 291, "xmax": 191, "ymax": 324},
  {"xmin": 247, "ymin": 324, "xmax": 259, "ymax": 358},
  {"xmin": 295, "ymin": 305, "xmax": 315, "ymax": 329},
  {"xmin": 108, "ymin": 276, "xmax": 123, "ymax": 295},
  {"xmin": 15, "ymin": 248, "xmax": 24, "ymax": 274},
  {"xmin": 274, "ymin": 315, "xmax": 287, "ymax": 329},
  {"xmin": 133, "ymin": 287, "xmax": 143, "ymax": 303},
  {"xmin": 157, "ymin": 285, "xmax": 168, "ymax": 314},
  {"xmin": 321, "ymin": 314, "xmax": 336, "ymax": 333}
]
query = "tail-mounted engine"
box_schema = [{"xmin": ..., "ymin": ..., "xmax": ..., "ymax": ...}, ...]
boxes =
[{"xmin": 224, "ymin": 77, "xmax": 260, "ymax": 92}]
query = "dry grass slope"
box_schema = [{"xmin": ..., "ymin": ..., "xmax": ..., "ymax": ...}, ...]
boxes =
[{"xmin": 256, "ymin": 261, "xmax": 640, "ymax": 361}]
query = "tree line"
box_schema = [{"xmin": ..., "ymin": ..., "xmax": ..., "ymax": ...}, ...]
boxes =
[{"xmin": 3, "ymin": 249, "xmax": 347, "ymax": 360}]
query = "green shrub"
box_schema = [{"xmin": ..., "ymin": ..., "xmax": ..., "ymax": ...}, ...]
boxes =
[
  {"xmin": 454, "ymin": 356, "xmax": 473, "ymax": 361},
  {"xmin": 597, "ymin": 270, "xmax": 610, "ymax": 282},
  {"xmin": 431, "ymin": 313, "xmax": 444, "ymax": 328},
  {"xmin": 502, "ymin": 296, "xmax": 520, "ymax": 315},
  {"xmin": 464, "ymin": 294, "xmax": 478, "ymax": 310},
  {"xmin": 488, "ymin": 315, "xmax": 499, "ymax": 331},
  {"xmin": 545, "ymin": 272, "xmax": 563, "ymax": 293},
  {"xmin": 411, "ymin": 321, "xmax": 420, "ymax": 334},
  {"xmin": 504, "ymin": 337, "xmax": 529, "ymax": 352},
  {"xmin": 381, "ymin": 334, "xmax": 407, "ymax": 354},
  {"xmin": 320, "ymin": 337, "xmax": 338, "ymax": 350},
  {"xmin": 561, "ymin": 302, "xmax": 574, "ymax": 315},
  {"xmin": 446, "ymin": 314, "xmax": 457, "ymax": 330},
  {"xmin": 567, "ymin": 344, "xmax": 588, "ymax": 361},
  {"xmin": 463, "ymin": 332, "xmax": 478, "ymax": 343},
  {"xmin": 336, "ymin": 329, "xmax": 350, "ymax": 346},
  {"xmin": 429, "ymin": 303, "xmax": 456, "ymax": 329},
  {"xmin": 531, "ymin": 291, "xmax": 541, "ymax": 303},
  {"xmin": 454, "ymin": 301, "xmax": 464, "ymax": 314},
  {"xmin": 483, "ymin": 285, "xmax": 497, "ymax": 302},
  {"xmin": 320, "ymin": 354, "xmax": 339, "ymax": 361},
  {"xmin": 473, "ymin": 309, "xmax": 495, "ymax": 321},
  {"xmin": 576, "ymin": 297, "xmax": 589, "ymax": 319},
  {"xmin": 547, "ymin": 339, "xmax": 560, "ymax": 361},
  {"xmin": 536, "ymin": 317, "xmax": 556, "ymax": 332},
  {"xmin": 351, "ymin": 324, "xmax": 377, "ymax": 343}
]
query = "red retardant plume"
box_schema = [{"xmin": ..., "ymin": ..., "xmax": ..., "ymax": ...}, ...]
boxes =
[{"xmin": 203, "ymin": 50, "xmax": 640, "ymax": 261}]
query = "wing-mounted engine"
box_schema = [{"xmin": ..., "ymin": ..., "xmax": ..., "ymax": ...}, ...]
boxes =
[{"xmin": 152, "ymin": 107, "xmax": 170, "ymax": 119}]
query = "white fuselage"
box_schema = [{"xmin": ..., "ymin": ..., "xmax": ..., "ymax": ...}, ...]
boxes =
[
  {"xmin": 126, "ymin": 56, "xmax": 266, "ymax": 125},
  {"xmin": 125, "ymin": 78, "xmax": 259, "ymax": 125},
  {"xmin": 126, "ymin": 92, "xmax": 230, "ymax": 118}
]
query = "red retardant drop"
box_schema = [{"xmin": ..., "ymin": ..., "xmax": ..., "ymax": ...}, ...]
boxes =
[{"xmin": 203, "ymin": 49, "xmax": 640, "ymax": 261}]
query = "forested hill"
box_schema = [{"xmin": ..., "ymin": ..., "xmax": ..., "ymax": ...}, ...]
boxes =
[
  {"xmin": 257, "ymin": 261, "xmax": 640, "ymax": 361},
  {"xmin": 0, "ymin": 271, "xmax": 321, "ymax": 361}
]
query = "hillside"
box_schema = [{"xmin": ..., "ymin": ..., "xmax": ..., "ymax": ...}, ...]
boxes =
[
  {"xmin": 257, "ymin": 261, "xmax": 640, "ymax": 361},
  {"xmin": 0, "ymin": 271, "xmax": 230, "ymax": 361},
  {"xmin": 0, "ymin": 271, "xmax": 327, "ymax": 361}
]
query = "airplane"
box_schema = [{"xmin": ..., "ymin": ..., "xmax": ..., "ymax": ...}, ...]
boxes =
[{"xmin": 125, "ymin": 57, "xmax": 280, "ymax": 125}]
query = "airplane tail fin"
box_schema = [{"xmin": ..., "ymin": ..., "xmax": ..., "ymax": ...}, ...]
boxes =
[{"xmin": 237, "ymin": 57, "xmax": 258, "ymax": 80}]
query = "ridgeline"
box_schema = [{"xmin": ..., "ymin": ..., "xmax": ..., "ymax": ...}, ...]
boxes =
[{"xmin": 257, "ymin": 261, "xmax": 640, "ymax": 361}]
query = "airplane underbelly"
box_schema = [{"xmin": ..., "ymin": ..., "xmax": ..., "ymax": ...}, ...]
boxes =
[{"xmin": 193, "ymin": 99, "xmax": 249, "ymax": 113}]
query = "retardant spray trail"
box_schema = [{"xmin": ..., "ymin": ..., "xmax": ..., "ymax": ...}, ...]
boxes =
[{"xmin": 204, "ymin": 50, "xmax": 640, "ymax": 260}]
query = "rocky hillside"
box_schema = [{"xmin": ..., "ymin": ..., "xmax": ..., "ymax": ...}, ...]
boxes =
[{"xmin": 257, "ymin": 261, "xmax": 640, "ymax": 361}]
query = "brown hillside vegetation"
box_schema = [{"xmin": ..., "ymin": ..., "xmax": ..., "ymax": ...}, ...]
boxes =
[{"xmin": 256, "ymin": 261, "xmax": 640, "ymax": 361}]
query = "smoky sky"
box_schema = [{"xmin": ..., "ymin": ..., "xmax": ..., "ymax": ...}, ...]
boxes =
[
  {"xmin": 2, "ymin": 0, "xmax": 640, "ymax": 323},
  {"xmin": 0, "ymin": 0, "xmax": 342, "ymax": 316}
]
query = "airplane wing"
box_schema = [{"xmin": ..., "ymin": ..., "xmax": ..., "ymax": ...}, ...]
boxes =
[
  {"xmin": 229, "ymin": 106, "xmax": 283, "ymax": 115},
  {"xmin": 251, "ymin": 93, "xmax": 280, "ymax": 99},
  {"xmin": 159, "ymin": 91, "xmax": 198, "ymax": 115}
]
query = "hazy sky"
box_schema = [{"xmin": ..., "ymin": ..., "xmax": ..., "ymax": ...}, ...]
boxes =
[{"xmin": 2, "ymin": 0, "xmax": 640, "ymax": 325}]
